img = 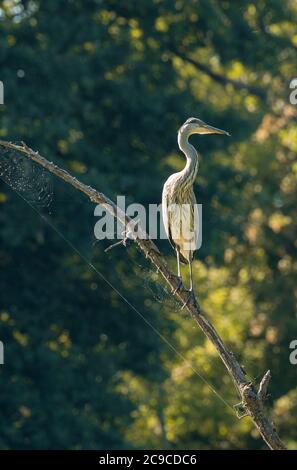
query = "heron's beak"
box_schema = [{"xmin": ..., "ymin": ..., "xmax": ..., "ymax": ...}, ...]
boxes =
[{"xmin": 195, "ymin": 124, "xmax": 230, "ymax": 136}]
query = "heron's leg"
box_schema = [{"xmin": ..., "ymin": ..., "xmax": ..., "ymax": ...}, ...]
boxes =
[
  {"xmin": 181, "ymin": 258, "xmax": 196, "ymax": 309},
  {"xmin": 189, "ymin": 258, "xmax": 194, "ymax": 293},
  {"xmin": 172, "ymin": 249, "xmax": 182, "ymax": 294},
  {"xmin": 177, "ymin": 249, "xmax": 181, "ymax": 279}
]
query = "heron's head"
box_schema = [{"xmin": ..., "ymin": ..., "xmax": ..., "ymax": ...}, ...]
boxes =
[{"xmin": 179, "ymin": 117, "xmax": 230, "ymax": 136}]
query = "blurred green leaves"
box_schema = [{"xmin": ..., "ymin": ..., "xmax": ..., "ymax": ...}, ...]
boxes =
[{"xmin": 0, "ymin": 0, "xmax": 296, "ymax": 450}]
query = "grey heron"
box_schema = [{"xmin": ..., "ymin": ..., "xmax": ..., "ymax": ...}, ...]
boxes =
[{"xmin": 162, "ymin": 117, "xmax": 230, "ymax": 306}]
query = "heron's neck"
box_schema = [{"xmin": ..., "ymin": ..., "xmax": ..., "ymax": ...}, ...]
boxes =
[{"xmin": 178, "ymin": 130, "xmax": 199, "ymax": 185}]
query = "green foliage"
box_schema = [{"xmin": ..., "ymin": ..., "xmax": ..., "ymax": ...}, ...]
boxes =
[{"xmin": 0, "ymin": 0, "xmax": 296, "ymax": 449}]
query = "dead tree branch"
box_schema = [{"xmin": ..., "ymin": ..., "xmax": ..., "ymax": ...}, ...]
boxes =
[{"xmin": 0, "ymin": 140, "xmax": 286, "ymax": 450}]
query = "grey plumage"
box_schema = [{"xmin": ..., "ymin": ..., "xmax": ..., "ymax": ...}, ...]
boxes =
[{"xmin": 162, "ymin": 117, "xmax": 229, "ymax": 297}]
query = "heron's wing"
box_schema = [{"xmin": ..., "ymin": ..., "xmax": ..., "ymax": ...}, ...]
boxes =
[
  {"xmin": 162, "ymin": 186, "xmax": 188, "ymax": 264},
  {"xmin": 192, "ymin": 191, "xmax": 201, "ymax": 251},
  {"xmin": 176, "ymin": 192, "xmax": 199, "ymax": 261}
]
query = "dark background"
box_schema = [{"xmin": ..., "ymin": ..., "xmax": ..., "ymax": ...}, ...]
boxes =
[{"xmin": 0, "ymin": 0, "xmax": 296, "ymax": 449}]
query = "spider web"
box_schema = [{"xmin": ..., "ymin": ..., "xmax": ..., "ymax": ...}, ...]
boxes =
[
  {"xmin": 0, "ymin": 146, "xmax": 170, "ymax": 300},
  {"xmin": 92, "ymin": 233, "xmax": 173, "ymax": 305},
  {"xmin": 0, "ymin": 146, "xmax": 53, "ymax": 209}
]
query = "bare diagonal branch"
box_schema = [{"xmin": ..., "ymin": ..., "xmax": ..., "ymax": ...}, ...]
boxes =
[{"xmin": 0, "ymin": 140, "xmax": 286, "ymax": 450}]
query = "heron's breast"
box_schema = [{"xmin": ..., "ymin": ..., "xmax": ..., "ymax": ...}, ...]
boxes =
[{"xmin": 169, "ymin": 184, "xmax": 194, "ymax": 205}]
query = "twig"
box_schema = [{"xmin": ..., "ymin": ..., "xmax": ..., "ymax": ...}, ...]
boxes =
[
  {"xmin": 0, "ymin": 140, "xmax": 286, "ymax": 450},
  {"xmin": 258, "ymin": 370, "xmax": 271, "ymax": 402},
  {"xmin": 104, "ymin": 239, "xmax": 127, "ymax": 253}
]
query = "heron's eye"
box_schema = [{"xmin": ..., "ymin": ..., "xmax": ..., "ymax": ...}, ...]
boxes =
[{"xmin": 187, "ymin": 118, "xmax": 199, "ymax": 125}]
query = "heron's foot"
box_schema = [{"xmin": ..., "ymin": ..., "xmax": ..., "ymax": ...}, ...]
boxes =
[
  {"xmin": 181, "ymin": 289, "xmax": 197, "ymax": 310},
  {"xmin": 172, "ymin": 276, "xmax": 182, "ymax": 294}
]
